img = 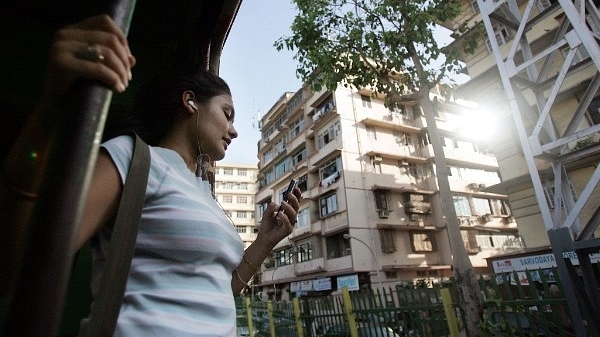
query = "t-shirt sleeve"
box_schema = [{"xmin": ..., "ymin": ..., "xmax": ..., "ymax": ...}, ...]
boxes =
[{"xmin": 100, "ymin": 135, "xmax": 134, "ymax": 184}]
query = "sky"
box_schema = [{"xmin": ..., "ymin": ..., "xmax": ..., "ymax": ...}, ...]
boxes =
[
  {"xmin": 218, "ymin": 1, "xmax": 464, "ymax": 165},
  {"xmin": 219, "ymin": 0, "xmax": 301, "ymax": 165}
]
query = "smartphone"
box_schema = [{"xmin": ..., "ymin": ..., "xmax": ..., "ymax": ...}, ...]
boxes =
[{"xmin": 277, "ymin": 178, "xmax": 298, "ymax": 215}]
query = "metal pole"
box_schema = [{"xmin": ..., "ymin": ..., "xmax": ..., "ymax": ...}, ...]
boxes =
[
  {"xmin": 344, "ymin": 234, "xmax": 383, "ymax": 290},
  {"xmin": 3, "ymin": 1, "xmax": 137, "ymax": 336}
]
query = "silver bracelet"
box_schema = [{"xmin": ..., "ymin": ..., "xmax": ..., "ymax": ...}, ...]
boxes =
[{"xmin": 235, "ymin": 268, "xmax": 253, "ymax": 288}]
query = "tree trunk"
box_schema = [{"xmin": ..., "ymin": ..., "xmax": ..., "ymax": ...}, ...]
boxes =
[{"xmin": 419, "ymin": 91, "xmax": 484, "ymax": 336}]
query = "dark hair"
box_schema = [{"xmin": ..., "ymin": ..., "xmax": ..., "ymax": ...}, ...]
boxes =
[{"xmin": 105, "ymin": 69, "xmax": 231, "ymax": 145}]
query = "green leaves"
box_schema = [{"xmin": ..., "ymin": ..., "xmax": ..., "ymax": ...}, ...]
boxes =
[{"xmin": 275, "ymin": 0, "xmax": 468, "ymax": 109}]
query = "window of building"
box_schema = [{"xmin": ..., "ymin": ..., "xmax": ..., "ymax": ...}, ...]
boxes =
[
  {"xmin": 453, "ymin": 195, "xmax": 471, "ymax": 216},
  {"xmin": 372, "ymin": 160, "xmax": 382, "ymax": 174},
  {"xmin": 297, "ymin": 207, "xmax": 310, "ymax": 228},
  {"xmin": 366, "ymin": 126, "xmax": 377, "ymax": 140},
  {"xmin": 317, "ymin": 120, "xmax": 341, "ymax": 149},
  {"xmin": 320, "ymin": 193, "xmax": 338, "ymax": 217},
  {"xmin": 313, "ymin": 95, "xmax": 335, "ymax": 120},
  {"xmin": 448, "ymin": 165, "xmax": 500, "ymax": 184},
  {"xmin": 461, "ymin": 230, "xmax": 480, "ymax": 254},
  {"xmin": 361, "ymin": 95, "xmax": 372, "ymax": 108},
  {"xmin": 418, "ymin": 132, "xmax": 431, "ymax": 147},
  {"xmin": 274, "ymin": 157, "xmax": 291, "ymax": 178},
  {"xmin": 239, "ymin": 182, "xmax": 248, "ymax": 190},
  {"xmin": 319, "ymin": 157, "xmax": 342, "ymax": 181},
  {"xmin": 292, "ymin": 147, "xmax": 307, "ymax": 166},
  {"xmin": 290, "ymin": 117, "xmax": 306, "ymax": 138},
  {"xmin": 223, "ymin": 168, "xmax": 233, "ymax": 175},
  {"xmin": 536, "ymin": 0, "xmax": 554, "ymax": 12},
  {"xmin": 586, "ymin": 96, "xmax": 600, "ymax": 125},
  {"xmin": 237, "ymin": 211, "xmax": 247, "ymax": 219},
  {"xmin": 274, "ymin": 247, "xmax": 295, "ymax": 267},
  {"xmin": 407, "ymin": 163, "xmax": 422, "ymax": 179},
  {"xmin": 224, "ymin": 182, "xmax": 234, "ymax": 189},
  {"xmin": 297, "ymin": 242, "xmax": 313, "ymax": 262},
  {"xmin": 374, "ymin": 190, "xmax": 389, "ymax": 210},
  {"xmin": 237, "ymin": 168, "xmax": 247, "ymax": 176},
  {"xmin": 472, "ymin": 197, "xmax": 491, "ymax": 215},
  {"xmin": 297, "ymin": 174, "xmax": 308, "ymax": 192},
  {"xmin": 379, "ymin": 229, "xmax": 396, "ymax": 253},
  {"xmin": 224, "ymin": 210, "xmax": 232, "ymax": 218},
  {"xmin": 222, "ymin": 195, "xmax": 233, "ymax": 203},
  {"xmin": 394, "ymin": 131, "xmax": 412, "ymax": 146},
  {"xmin": 489, "ymin": 199, "xmax": 510, "ymax": 216},
  {"xmin": 261, "ymin": 167, "xmax": 274, "ymax": 187},
  {"xmin": 235, "ymin": 226, "xmax": 246, "ymax": 233},
  {"xmin": 410, "ymin": 231, "xmax": 436, "ymax": 252},
  {"xmin": 278, "ymin": 184, "xmax": 291, "ymax": 203},
  {"xmin": 475, "ymin": 231, "xmax": 519, "ymax": 249},
  {"xmin": 257, "ymin": 198, "xmax": 271, "ymax": 219},
  {"xmin": 236, "ymin": 196, "xmax": 248, "ymax": 204},
  {"xmin": 485, "ymin": 24, "xmax": 511, "ymax": 52},
  {"xmin": 326, "ymin": 232, "xmax": 351, "ymax": 259}
]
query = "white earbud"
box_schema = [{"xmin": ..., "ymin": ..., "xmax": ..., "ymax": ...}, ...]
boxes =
[{"xmin": 187, "ymin": 100, "xmax": 198, "ymax": 111}]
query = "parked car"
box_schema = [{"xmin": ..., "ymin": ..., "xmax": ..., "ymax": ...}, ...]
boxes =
[
  {"xmin": 324, "ymin": 324, "xmax": 350, "ymax": 337},
  {"xmin": 357, "ymin": 326, "xmax": 403, "ymax": 337}
]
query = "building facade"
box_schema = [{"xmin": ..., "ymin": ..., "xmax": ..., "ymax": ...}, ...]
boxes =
[
  {"xmin": 446, "ymin": 0, "xmax": 600, "ymax": 248},
  {"xmin": 214, "ymin": 163, "xmax": 259, "ymax": 249},
  {"xmin": 254, "ymin": 83, "xmax": 520, "ymax": 300}
]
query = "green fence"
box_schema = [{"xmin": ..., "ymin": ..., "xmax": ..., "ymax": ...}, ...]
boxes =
[{"xmin": 236, "ymin": 267, "xmax": 596, "ymax": 336}]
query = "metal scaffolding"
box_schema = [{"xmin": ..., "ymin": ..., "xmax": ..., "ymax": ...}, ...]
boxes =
[{"xmin": 477, "ymin": 0, "xmax": 600, "ymax": 335}]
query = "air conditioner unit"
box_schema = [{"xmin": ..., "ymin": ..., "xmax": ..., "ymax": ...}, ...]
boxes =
[
  {"xmin": 409, "ymin": 214, "xmax": 419, "ymax": 221},
  {"xmin": 479, "ymin": 214, "xmax": 491, "ymax": 223},
  {"xmin": 399, "ymin": 160, "xmax": 409, "ymax": 166},
  {"xmin": 378, "ymin": 209, "xmax": 390, "ymax": 218},
  {"xmin": 373, "ymin": 154, "xmax": 383, "ymax": 162}
]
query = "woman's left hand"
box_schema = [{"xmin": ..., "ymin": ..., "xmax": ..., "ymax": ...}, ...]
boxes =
[{"xmin": 257, "ymin": 187, "xmax": 302, "ymax": 247}]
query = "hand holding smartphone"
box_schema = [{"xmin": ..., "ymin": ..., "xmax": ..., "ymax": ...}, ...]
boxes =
[{"xmin": 277, "ymin": 178, "xmax": 298, "ymax": 216}]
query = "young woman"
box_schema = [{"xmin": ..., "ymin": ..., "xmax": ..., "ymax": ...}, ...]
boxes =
[{"xmin": 3, "ymin": 15, "xmax": 300, "ymax": 336}]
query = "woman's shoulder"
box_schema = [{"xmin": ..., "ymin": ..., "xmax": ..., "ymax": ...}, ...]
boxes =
[{"xmin": 102, "ymin": 134, "xmax": 135, "ymax": 153}]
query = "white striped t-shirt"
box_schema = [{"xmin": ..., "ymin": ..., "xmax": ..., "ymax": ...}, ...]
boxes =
[{"xmin": 89, "ymin": 135, "xmax": 243, "ymax": 336}]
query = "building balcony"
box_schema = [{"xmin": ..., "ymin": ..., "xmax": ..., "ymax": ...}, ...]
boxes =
[
  {"xmin": 325, "ymin": 255, "xmax": 353, "ymax": 272},
  {"xmin": 364, "ymin": 149, "xmax": 428, "ymax": 165},
  {"xmin": 295, "ymin": 257, "xmax": 325, "ymax": 275},
  {"xmin": 443, "ymin": 147, "xmax": 499, "ymax": 168},
  {"xmin": 360, "ymin": 115, "xmax": 422, "ymax": 134},
  {"xmin": 404, "ymin": 201, "xmax": 432, "ymax": 214}
]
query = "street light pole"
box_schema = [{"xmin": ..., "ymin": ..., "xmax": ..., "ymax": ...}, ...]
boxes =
[{"xmin": 343, "ymin": 234, "xmax": 383, "ymax": 290}]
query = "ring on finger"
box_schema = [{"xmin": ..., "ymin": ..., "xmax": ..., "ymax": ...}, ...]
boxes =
[{"xmin": 75, "ymin": 45, "xmax": 105, "ymax": 62}]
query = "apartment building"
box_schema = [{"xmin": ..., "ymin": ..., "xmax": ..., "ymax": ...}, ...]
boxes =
[
  {"xmin": 254, "ymin": 83, "xmax": 519, "ymax": 300},
  {"xmin": 214, "ymin": 163, "xmax": 258, "ymax": 249}
]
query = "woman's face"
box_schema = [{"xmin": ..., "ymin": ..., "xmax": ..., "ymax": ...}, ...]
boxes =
[{"xmin": 196, "ymin": 93, "xmax": 238, "ymax": 161}]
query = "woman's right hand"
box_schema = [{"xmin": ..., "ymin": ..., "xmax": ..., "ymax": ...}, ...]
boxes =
[{"xmin": 40, "ymin": 14, "xmax": 136, "ymax": 107}]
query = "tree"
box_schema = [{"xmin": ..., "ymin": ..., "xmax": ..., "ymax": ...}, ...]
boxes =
[{"xmin": 275, "ymin": 0, "xmax": 484, "ymax": 334}]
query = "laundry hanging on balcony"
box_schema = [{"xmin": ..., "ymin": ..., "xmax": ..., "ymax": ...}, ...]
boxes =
[{"xmin": 320, "ymin": 171, "xmax": 340, "ymax": 188}]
